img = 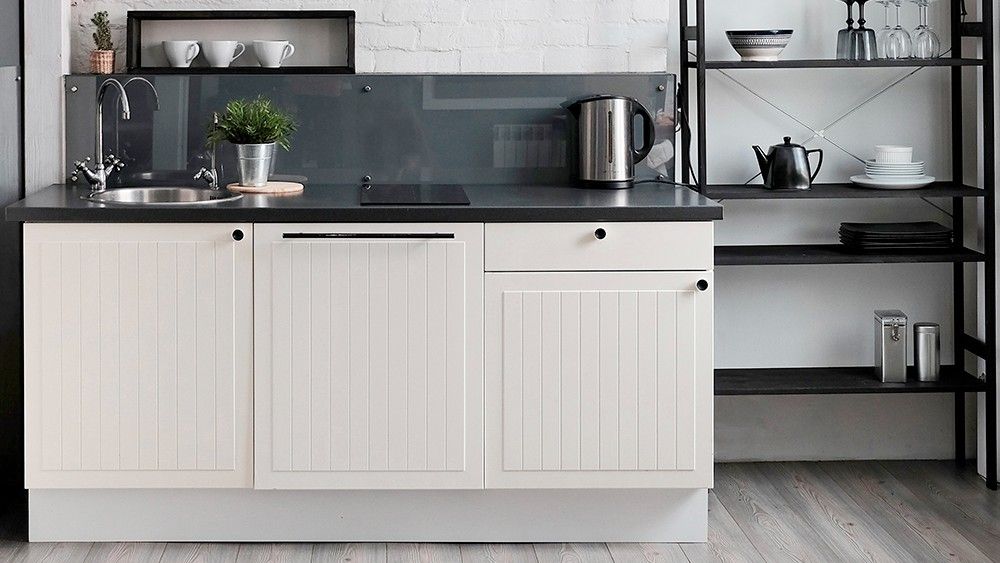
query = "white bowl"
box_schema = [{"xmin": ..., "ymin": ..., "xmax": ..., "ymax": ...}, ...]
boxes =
[
  {"xmin": 726, "ymin": 30, "xmax": 793, "ymax": 62},
  {"xmin": 873, "ymin": 145, "xmax": 914, "ymax": 164}
]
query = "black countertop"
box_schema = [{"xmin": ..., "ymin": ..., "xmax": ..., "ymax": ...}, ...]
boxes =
[{"xmin": 5, "ymin": 183, "xmax": 723, "ymax": 223}]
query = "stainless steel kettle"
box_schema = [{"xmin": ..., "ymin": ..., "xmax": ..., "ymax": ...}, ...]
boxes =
[
  {"xmin": 568, "ymin": 95, "xmax": 655, "ymax": 189},
  {"xmin": 753, "ymin": 136, "xmax": 824, "ymax": 190}
]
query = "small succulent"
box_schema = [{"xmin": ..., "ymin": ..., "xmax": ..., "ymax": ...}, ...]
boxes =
[
  {"xmin": 208, "ymin": 97, "xmax": 297, "ymax": 151},
  {"xmin": 91, "ymin": 11, "xmax": 113, "ymax": 51}
]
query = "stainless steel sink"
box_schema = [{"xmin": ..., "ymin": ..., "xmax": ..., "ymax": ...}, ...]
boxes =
[{"xmin": 84, "ymin": 187, "xmax": 243, "ymax": 206}]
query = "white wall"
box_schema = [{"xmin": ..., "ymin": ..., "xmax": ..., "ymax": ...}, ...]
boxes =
[{"xmin": 61, "ymin": 0, "xmax": 979, "ymax": 461}]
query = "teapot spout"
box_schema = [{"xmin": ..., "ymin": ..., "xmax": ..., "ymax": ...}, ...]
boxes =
[{"xmin": 752, "ymin": 145, "xmax": 770, "ymax": 180}]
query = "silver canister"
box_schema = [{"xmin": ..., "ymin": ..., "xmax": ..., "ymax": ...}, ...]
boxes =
[
  {"xmin": 235, "ymin": 142, "xmax": 276, "ymax": 187},
  {"xmin": 914, "ymin": 323, "xmax": 941, "ymax": 381},
  {"xmin": 875, "ymin": 310, "xmax": 907, "ymax": 383}
]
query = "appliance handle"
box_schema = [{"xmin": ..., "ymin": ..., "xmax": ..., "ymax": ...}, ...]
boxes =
[
  {"xmin": 807, "ymin": 148, "xmax": 824, "ymax": 182},
  {"xmin": 282, "ymin": 233, "xmax": 456, "ymax": 239},
  {"xmin": 632, "ymin": 101, "xmax": 656, "ymax": 164}
]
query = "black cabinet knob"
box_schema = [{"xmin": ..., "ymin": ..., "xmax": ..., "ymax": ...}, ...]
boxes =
[
  {"xmin": 697, "ymin": 279, "xmax": 709, "ymax": 291},
  {"xmin": 594, "ymin": 228, "xmax": 607, "ymax": 240},
  {"xmin": 232, "ymin": 229, "xmax": 244, "ymax": 241}
]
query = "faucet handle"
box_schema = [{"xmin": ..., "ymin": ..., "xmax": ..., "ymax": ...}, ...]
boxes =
[{"xmin": 103, "ymin": 154, "xmax": 125, "ymax": 171}]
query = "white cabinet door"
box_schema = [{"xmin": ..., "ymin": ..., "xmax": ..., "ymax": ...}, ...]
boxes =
[
  {"xmin": 254, "ymin": 224, "xmax": 484, "ymax": 489},
  {"xmin": 23, "ymin": 223, "xmax": 253, "ymax": 488},
  {"xmin": 485, "ymin": 272, "xmax": 713, "ymax": 489}
]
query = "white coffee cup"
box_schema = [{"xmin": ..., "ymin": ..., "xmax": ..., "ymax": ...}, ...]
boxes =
[
  {"xmin": 202, "ymin": 41, "xmax": 246, "ymax": 68},
  {"xmin": 163, "ymin": 40, "xmax": 200, "ymax": 68},
  {"xmin": 253, "ymin": 40, "xmax": 295, "ymax": 68}
]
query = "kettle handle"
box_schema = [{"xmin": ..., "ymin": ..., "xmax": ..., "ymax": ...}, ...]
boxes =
[
  {"xmin": 807, "ymin": 148, "xmax": 824, "ymax": 182},
  {"xmin": 632, "ymin": 102, "xmax": 656, "ymax": 164}
]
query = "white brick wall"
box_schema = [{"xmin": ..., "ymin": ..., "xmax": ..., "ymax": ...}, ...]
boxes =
[{"xmin": 70, "ymin": 0, "xmax": 671, "ymax": 73}]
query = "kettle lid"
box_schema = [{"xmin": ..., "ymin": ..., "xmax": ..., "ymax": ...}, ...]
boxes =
[{"xmin": 775, "ymin": 136, "xmax": 801, "ymax": 148}]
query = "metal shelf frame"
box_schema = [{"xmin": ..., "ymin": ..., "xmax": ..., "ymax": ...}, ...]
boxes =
[{"xmin": 679, "ymin": 0, "xmax": 998, "ymax": 489}]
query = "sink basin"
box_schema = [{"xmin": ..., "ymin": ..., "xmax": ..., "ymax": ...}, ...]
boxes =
[{"xmin": 84, "ymin": 187, "xmax": 243, "ymax": 206}]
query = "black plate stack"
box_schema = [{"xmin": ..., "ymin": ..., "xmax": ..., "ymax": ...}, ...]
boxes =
[{"xmin": 839, "ymin": 222, "xmax": 953, "ymax": 251}]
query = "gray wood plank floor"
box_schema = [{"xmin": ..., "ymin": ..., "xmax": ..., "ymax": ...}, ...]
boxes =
[{"xmin": 2, "ymin": 461, "xmax": 998, "ymax": 563}]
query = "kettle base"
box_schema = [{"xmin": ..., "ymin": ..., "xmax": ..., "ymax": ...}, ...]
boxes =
[{"xmin": 578, "ymin": 179, "xmax": 634, "ymax": 190}]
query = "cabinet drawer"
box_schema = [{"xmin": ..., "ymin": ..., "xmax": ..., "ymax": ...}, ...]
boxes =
[{"xmin": 485, "ymin": 222, "xmax": 713, "ymax": 272}]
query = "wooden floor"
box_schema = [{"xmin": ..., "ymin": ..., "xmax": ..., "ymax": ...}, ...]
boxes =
[{"xmin": 1, "ymin": 461, "xmax": 999, "ymax": 562}]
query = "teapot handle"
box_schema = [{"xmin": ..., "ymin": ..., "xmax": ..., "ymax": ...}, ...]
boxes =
[
  {"xmin": 807, "ymin": 148, "xmax": 824, "ymax": 182},
  {"xmin": 632, "ymin": 101, "xmax": 656, "ymax": 164}
]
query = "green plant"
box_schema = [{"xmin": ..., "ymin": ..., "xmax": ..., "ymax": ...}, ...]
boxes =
[
  {"xmin": 207, "ymin": 97, "xmax": 297, "ymax": 151},
  {"xmin": 91, "ymin": 11, "xmax": 113, "ymax": 51}
]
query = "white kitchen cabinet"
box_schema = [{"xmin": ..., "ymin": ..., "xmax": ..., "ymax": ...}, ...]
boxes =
[
  {"xmin": 253, "ymin": 224, "xmax": 484, "ymax": 489},
  {"xmin": 22, "ymin": 223, "xmax": 254, "ymax": 488},
  {"xmin": 485, "ymin": 271, "xmax": 713, "ymax": 489}
]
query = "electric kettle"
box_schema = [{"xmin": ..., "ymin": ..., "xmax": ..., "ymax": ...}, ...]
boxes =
[
  {"xmin": 567, "ymin": 95, "xmax": 656, "ymax": 189},
  {"xmin": 753, "ymin": 136, "xmax": 824, "ymax": 190}
]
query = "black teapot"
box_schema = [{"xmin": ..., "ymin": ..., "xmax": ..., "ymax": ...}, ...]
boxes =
[{"xmin": 753, "ymin": 137, "xmax": 824, "ymax": 190}]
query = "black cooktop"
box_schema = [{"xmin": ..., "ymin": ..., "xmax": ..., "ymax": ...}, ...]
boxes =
[{"xmin": 360, "ymin": 184, "xmax": 471, "ymax": 206}]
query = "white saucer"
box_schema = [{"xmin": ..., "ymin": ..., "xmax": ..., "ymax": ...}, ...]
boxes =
[
  {"xmin": 865, "ymin": 159, "xmax": 925, "ymax": 166},
  {"xmin": 851, "ymin": 174, "xmax": 936, "ymax": 190}
]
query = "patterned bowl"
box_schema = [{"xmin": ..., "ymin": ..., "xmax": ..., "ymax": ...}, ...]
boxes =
[{"xmin": 726, "ymin": 30, "xmax": 794, "ymax": 62}]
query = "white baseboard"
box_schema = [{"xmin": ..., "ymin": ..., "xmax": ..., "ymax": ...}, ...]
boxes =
[{"xmin": 30, "ymin": 488, "xmax": 707, "ymax": 543}]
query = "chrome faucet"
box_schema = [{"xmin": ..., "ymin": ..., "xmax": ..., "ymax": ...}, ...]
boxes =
[
  {"xmin": 72, "ymin": 77, "xmax": 160, "ymax": 192},
  {"xmin": 195, "ymin": 112, "xmax": 221, "ymax": 189}
]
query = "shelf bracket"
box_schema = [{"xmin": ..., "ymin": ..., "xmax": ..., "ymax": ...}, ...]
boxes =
[
  {"xmin": 683, "ymin": 26, "xmax": 698, "ymax": 41},
  {"xmin": 960, "ymin": 22, "xmax": 985, "ymax": 37},
  {"xmin": 962, "ymin": 333, "xmax": 988, "ymax": 359}
]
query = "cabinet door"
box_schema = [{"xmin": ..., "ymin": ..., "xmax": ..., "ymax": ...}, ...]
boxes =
[
  {"xmin": 23, "ymin": 223, "xmax": 253, "ymax": 488},
  {"xmin": 485, "ymin": 272, "xmax": 713, "ymax": 489},
  {"xmin": 254, "ymin": 224, "xmax": 484, "ymax": 489}
]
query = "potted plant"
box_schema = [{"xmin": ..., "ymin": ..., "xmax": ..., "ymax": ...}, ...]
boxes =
[
  {"xmin": 208, "ymin": 97, "xmax": 297, "ymax": 187},
  {"xmin": 90, "ymin": 11, "xmax": 115, "ymax": 75}
]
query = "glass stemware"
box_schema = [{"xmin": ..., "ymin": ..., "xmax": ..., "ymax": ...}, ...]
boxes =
[
  {"xmin": 910, "ymin": 0, "xmax": 941, "ymax": 58},
  {"xmin": 837, "ymin": 0, "xmax": 857, "ymax": 59},
  {"xmin": 875, "ymin": 0, "xmax": 893, "ymax": 57},
  {"xmin": 851, "ymin": 0, "xmax": 878, "ymax": 60},
  {"xmin": 885, "ymin": 0, "xmax": 912, "ymax": 59}
]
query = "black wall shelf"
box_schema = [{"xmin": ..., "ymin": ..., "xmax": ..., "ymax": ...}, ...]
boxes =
[
  {"xmin": 705, "ymin": 182, "xmax": 984, "ymax": 200},
  {"xmin": 695, "ymin": 57, "xmax": 985, "ymax": 69},
  {"xmin": 680, "ymin": 0, "xmax": 997, "ymax": 488},
  {"xmin": 716, "ymin": 366, "xmax": 986, "ymax": 395}
]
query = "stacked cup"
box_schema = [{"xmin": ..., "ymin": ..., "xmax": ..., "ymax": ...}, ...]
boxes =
[{"xmin": 865, "ymin": 145, "xmax": 925, "ymax": 179}]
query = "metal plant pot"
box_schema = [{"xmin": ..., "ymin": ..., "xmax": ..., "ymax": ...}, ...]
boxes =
[{"xmin": 235, "ymin": 142, "xmax": 276, "ymax": 187}]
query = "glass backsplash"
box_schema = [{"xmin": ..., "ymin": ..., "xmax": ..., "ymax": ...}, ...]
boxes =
[{"xmin": 65, "ymin": 73, "xmax": 676, "ymax": 187}]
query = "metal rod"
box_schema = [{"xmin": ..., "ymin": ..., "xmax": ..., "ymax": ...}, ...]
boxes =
[
  {"xmin": 982, "ymin": 0, "xmax": 998, "ymax": 490},
  {"xmin": 679, "ymin": 0, "xmax": 691, "ymax": 185},
  {"xmin": 696, "ymin": 0, "xmax": 706, "ymax": 190},
  {"xmin": 952, "ymin": 0, "xmax": 968, "ymax": 468}
]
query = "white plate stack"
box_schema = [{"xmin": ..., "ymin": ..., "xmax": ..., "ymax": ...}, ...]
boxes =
[{"xmin": 850, "ymin": 145, "xmax": 935, "ymax": 190}]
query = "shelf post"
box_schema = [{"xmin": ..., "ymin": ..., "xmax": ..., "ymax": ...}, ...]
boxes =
[
  {"xmin": 952, "ymin": 0, "xmax": 968, "ymax": 468},
  {"xmin": 982, "ymin": 0, "xmax": 998, "ymax": 490},
  {"xmin": 696, "ymin": 0, "xmax": 706, "ymax": 190},
  {"xmin": 679, "ymin": 0, "xmax": 691, "ymax": 185}
]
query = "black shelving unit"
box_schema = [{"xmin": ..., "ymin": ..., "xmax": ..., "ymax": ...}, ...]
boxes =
[{"xmin": 679, "ymin": 0, "xmax": 997, "ymax": 489}]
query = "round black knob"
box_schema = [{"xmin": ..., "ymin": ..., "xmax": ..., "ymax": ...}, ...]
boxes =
[
  {"xmin": 594, "ymin": 228, "xmax": 607, "ymax": 240},
  {"xmin": 232, "ymin": 229, "xmax": 244, "ymax": 241},
  {"xmin": 697, "ymin": 279, "xmax": 709, "ymax": 291},
  {"xmin": 363, "ymin": 85, "xmax": 372, "ymax": 93},
  {"xmin": 362, "ymin": 175, "xmax": 373, "ymax": 184}
]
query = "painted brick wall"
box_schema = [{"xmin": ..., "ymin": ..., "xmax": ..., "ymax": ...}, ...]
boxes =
[{"xmin": 70, "ymin": 0, "xmax": 671, "ymax": 73}]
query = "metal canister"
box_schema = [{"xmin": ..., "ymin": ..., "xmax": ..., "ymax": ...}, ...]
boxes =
[
  {"xmin": 914, "ymin": 323, "xmax": 941, "ymax": 382},
  {"xmin": 875, "ymin": 310, "xmax": 907, "ymax": 383}
]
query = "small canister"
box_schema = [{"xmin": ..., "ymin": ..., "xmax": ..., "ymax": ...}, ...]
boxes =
[
  {"xmin": 875, "ymin": 310, "xmax": 907, "ymax": 383},
  {"xmin": 914, "ymin": 323, "xmax": 941, "ymax": 381}
]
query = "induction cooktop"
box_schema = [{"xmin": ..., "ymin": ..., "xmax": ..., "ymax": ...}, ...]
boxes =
[{"xmin": 359, "ymin": 184, "xmax": 471, "ymax": 206}]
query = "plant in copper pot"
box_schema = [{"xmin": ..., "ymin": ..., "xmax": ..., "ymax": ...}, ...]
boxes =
[
  {"xmin": 90, "ymin": 11, "xmax": 115, "ymax": 75},
  {"xmin": 208, "ymin": 97, "xmax": 297, "ymax": 187}
]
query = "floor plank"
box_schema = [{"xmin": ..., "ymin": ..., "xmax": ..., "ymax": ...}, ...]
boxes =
[
  {"xmin": 11, "ymin": 542, "xmax": 93, "ymax": 563},
  {"xmin": 822, "ymin": 461, "xmax": 990, "ymax": 561},
  {"xmin": 680, "ymin": 492, "xmax": 761, "ymax": 563},
  {"xmin": 605, "ymin": 543, "xmax": 688, "ymax": 563},
  {"xmin": 882, "ymin": 460, "xmax": 1000, "ymax": 557},
  {"xmin": 159, "ymin": 543, "xmax": 240, "ymax": 563},
  {"xmin": 460, "ymin": 543, "xmax": 538, "ymax": 563},
  {"xmin": 712, "ymin": 463, "xmax": 843, "ymax": 561},
  {"xmin": 235, "ymin": 543, "xmax": 314, "ymax": 563},
  {"xmin": 533, "ymin": 543, "xmax": 613, "ymax": 563},
  {"xmin": 387, "ymin": 543, "xmax": 462, "ymax": 563},
  {"xmin": 85, "ymin": 542, "xmax": 166, "ymax": 562},
  {"xmin": 766, "ymin": 462, "xmax": 932, "ymax": 561},
  {"xmin": 312, "ymin": 543, "xmax": 386, "ymax": 563}
]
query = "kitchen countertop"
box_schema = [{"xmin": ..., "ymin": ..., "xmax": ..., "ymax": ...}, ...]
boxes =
[{"xmin": 5, "ymin": 183, "xmax": 723, "ymax": 223}]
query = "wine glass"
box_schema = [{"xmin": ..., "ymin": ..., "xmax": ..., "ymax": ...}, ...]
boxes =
[
  {"xmin": 851, "ymin": 0, "xmax": 878, "ymax": 60},
  {"xmin": 910, "ymin": 0, "xmax": 941, "ymax": 58},
  {"xmin": 885, "ymin": 0, "xmax": 912, "ymax": 58},
  {"xmin": 837, "ymin": 0, "xmax": 857, "ymax": 59},
  {"xmin": 875, "ymin": 0, "xmax": 893, "ymax": 57}
]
